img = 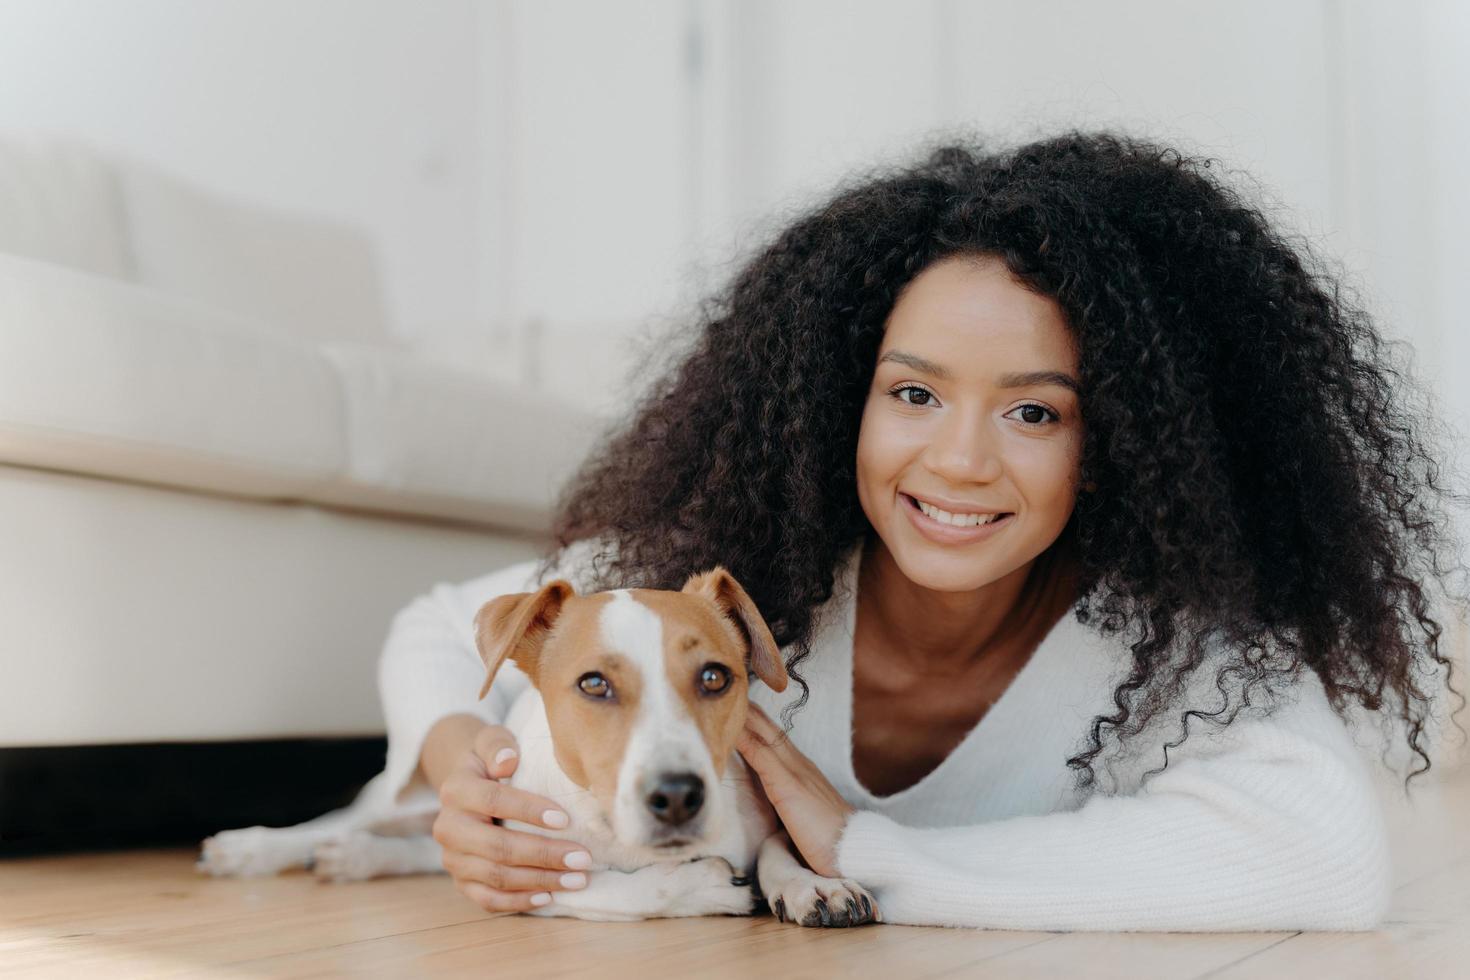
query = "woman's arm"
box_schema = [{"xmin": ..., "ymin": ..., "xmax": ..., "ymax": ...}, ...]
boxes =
[
  {"xmin": 420, "ymin": 713, "xmax": 491, "ymax": 792},
  {"xmin": 834, "ymin": 672, "xmax": 1394, "ymax": 932},
  {"xmin": 377, "ymin": 536, "xmax": 614, "ymax": 803},
  {"xmin": 377, "ymin": 560, "xmax": 541, "ymax": 803}
]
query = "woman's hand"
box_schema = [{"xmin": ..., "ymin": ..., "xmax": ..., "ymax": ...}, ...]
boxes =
[
  {"xmin": 736, "ymin": 703, "xmax": 857, "ymax": 878},
  {"xmin": 432, "ymin": 724, "xmax": 595, "ymax": 913}
]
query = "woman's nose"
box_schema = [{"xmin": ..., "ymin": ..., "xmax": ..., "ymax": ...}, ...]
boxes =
[{"xmin": 925, "ymin": 410, "xmax": 1002, "ymax": 482}]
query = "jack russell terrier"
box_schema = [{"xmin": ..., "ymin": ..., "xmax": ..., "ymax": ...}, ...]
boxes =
[{"xmin": 198, "ymin": 565, "xmax": 880, "ymax": 927}]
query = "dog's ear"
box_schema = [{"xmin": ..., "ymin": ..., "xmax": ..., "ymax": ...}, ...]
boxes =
[
  {"xmin": 472, "ymin": 579, "xmax": 576, "ymax": 699},
  {"xmin": 682, "ymin": 566, "xmax": 788, "ymax": 693}
]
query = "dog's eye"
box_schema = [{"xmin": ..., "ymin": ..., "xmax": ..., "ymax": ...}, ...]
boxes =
[
  {"xmin": 698, "ymin": 664, "xmax": 732, "ymax": 695},
  {"xmin": 577, "ymin": 672, "xmax": 612, "ymax": 699}
]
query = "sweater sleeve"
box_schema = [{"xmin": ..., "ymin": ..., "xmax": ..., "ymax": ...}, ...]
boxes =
[
  {"xmin": 378, "ymin": 537, "xmax": 613, "ymax": 804},
  {"xmin": 834, "ymin": 669, "xmax": 1394, "ymax": 932}
]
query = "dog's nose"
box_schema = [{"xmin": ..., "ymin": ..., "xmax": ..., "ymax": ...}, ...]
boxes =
[{"xmin": 645, "ymin": 772, "xmax": 705, "ymax": 825}]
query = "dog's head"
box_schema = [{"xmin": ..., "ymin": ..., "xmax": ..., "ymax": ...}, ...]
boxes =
[{"xmin": 472, "ymin": 566, "xmax": 787, "ymax": 852}]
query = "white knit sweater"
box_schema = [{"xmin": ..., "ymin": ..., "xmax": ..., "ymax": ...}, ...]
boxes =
[{"xmin": 376, "ymin": 538, "xmax": 1393, "ymax": 932}]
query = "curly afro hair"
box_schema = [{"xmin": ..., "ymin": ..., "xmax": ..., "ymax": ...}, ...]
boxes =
[{"xmin": 533, "ymin": 129, "xmax": 1470, "ymax": 795}]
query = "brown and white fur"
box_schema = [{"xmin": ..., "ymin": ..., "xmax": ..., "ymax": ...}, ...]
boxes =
[{"xmin": 198, "ymin": 566, "xmax": 879, "ymax": 927}]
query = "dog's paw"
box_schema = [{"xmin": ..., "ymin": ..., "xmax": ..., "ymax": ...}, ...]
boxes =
[
  {"xmin": 768, "ymin": 875, "xmax": 880, "ymax": 928},
  {"xmin": 196, "ymin": 826, "xmax": 309, "ymax": 877},
  {"xmin": 680, "ymin": 856, "xmax": 758, "ymax": 917},
  {"xmin": 312, "ymin": 831, "xmax": 380, "ymax": 883}
]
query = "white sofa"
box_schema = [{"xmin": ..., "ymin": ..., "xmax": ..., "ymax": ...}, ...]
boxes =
[{"xmin": 0, "ymin": 136, "xmax": 603, "ymax": 748}]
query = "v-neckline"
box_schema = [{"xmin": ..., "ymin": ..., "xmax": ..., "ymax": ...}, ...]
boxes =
[{"xmin": 834, "ymin": 542, "xmax": 1075, "ymax": 806}]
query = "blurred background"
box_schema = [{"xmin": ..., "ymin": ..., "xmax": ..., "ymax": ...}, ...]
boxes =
[
  {"xmin": 0, "ymin": 0, "xmax": 1466, "ymax": 851},
  {"xmin": 0, "ymin": 0, "xmax": 1464, "ymax": 420}
]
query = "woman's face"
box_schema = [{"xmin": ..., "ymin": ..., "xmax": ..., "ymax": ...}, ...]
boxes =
[{"xmin": 856, "ymin": 253, "xmax": 1084, "ymax": 594}]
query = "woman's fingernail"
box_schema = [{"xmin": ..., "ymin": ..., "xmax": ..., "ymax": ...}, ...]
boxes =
[
  {"xmin": 560, "ymin": 872, "xmax": 587, "ymax": 889},
  {"xmin": 494, "ymin": 748, "xmax": 517, "ymax": 766},
  {"xmin": 542, "ymin": 809, "xmax": 569, "ymax": 829},
  {"xmin": 530, "ymin": 892, "xmax": 552, "ymax": 906},
  {"xmin": 564, "ymin": 850, "xmax": 592, "ymax": 869}
]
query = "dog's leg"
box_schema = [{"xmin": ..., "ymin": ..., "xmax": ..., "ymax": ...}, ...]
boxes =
[
  {"xmin": 527, "ymin": 856, "xmax": 755, "ymax": 922},
  {"xmin": 197, "ymin": 806, "xmax": 360, "ymax": 878},
  {"xmin": 197, "ymin": 770, "xmax": 440, "ymax": 879},
  {"xmin": 312, "ymin": 831, "xmax": 445, "ymax": 882},
  {"xmin": 755, "ymin": 829, "xmax": 880, "ymax": 927}
]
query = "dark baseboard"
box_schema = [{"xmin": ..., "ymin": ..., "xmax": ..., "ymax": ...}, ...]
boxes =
[{"xmin": 0, "ymin": 737, "xmax": 387, "ymax": 857}]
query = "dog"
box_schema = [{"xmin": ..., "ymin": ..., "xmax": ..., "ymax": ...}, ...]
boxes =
[{"xmin": 198, "ymin": 565, "xmax": 880, "ymax": 926}]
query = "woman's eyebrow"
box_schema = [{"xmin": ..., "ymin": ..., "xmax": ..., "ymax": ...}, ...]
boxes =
[
  {"xmin": 999, "ymin": 370, "xmax": 1081, "ymax": 394},
  {"xmin": 879, "ymin": 349, "xmax": 955, "ymax": 379},
  {"xmin": 878, "ymin": 349, "xmax": 1080, "ymax": 394}
]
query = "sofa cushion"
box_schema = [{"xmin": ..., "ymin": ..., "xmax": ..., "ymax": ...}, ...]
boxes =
[
  {"xmin": 118, "ymin": 161, "xmax": 391, "ymax": 347},
  {"xmin": 316, "ymin": 342, "xmax": 601, "ymax": 531},
  {"xmin": 0, "ymin": 135, "xmax": 133, "ymax": 280},
  {"xmin": 0, "ymin": 253, "xmax": 601, "ymax": 532}
]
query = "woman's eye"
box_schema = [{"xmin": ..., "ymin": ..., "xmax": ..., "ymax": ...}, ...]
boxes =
[
  {"xmin": 1007, "ymin": 403, "xmax": 1060, "ymax": 427},
  {"xmin": 578, "ymin": 672, "xmax": 612, "ymax": 699},
  {"xmin": 699, "ymin": 664, "xmax": 732, "ymax": 695},
  {"xmin": 889, "ymin": 384, "xmax": 934, "ymax": 407}
]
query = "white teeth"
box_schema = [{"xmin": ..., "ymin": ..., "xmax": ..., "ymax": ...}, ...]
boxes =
[{"xmin": 915, "ymin": 499, "xmax": 1005, "ymax": 527}]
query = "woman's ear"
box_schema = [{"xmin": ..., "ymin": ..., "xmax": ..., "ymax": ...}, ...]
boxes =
[
  {"xmin": 472, "ymin": 579, "xmax": 575, "ymax": 698},
  {"xmin": 681, "ymin": 566, "xmax": 788, "ymax": 693}
]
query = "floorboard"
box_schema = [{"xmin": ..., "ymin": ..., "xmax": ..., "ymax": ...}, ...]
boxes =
[{"xmin": 3, "ymin": 768, "xmax": 1465, "ymax": 978}]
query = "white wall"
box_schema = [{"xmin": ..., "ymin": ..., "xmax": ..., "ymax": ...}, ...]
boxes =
[{"xmin": 464, "ymin": 0, "xmax": 700, "ymax": 409}]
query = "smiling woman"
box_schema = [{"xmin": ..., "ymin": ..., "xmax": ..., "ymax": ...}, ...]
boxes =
[{"xmin": 361, "ymin": 131, "xmax": 1470, "ymax": 931}]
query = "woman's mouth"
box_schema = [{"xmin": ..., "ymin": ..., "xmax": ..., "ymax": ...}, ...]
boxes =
[{"xmin": 901, "ymin": 494, "xmax": 1013, "ymax": 544}]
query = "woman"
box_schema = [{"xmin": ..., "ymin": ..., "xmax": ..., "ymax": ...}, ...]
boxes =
[{"xmin": 394, "ymin": 131, "xmax": 1468, "ymax": 930}]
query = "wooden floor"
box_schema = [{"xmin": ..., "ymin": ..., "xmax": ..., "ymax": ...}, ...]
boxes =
[{"xmin": 4, "ymin": 769, "xmax": 1468, "ymax": 979}]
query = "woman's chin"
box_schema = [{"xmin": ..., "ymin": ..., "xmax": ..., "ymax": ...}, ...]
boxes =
[{"xmin": 888, "ymin": 546, "xmax": 999, "ymax": 590}]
